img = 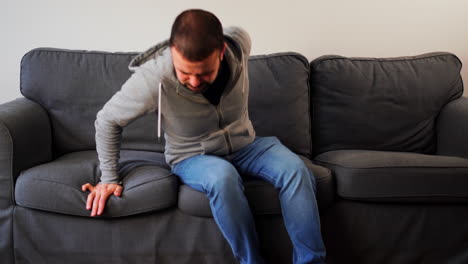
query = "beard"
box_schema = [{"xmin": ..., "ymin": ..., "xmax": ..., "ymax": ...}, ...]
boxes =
[{"xmin": 185, "ymin": 82, "xmax": 211, "ymax": 93}]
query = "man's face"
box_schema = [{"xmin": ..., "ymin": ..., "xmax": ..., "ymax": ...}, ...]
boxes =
[{"xmin": 171, "ymin": 44, "xmax": 226, "ymax": 93}]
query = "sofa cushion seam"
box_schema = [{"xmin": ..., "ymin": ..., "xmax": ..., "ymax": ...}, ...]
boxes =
[{"xmin": 0, "ymin": 122, "xmax": 15, "ymax": 204}]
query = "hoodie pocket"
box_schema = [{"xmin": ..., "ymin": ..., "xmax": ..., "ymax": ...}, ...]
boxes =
[{"xmin": 200, "ymin": 132, "xmax": 229, "ymax": 156}]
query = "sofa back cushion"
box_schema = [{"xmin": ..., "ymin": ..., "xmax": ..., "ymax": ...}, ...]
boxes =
[
  {"xmin": 20, "ymin": 48, "xmax": 161, "ymax": 157},
  {"xmin": 20, "ymin": 49, "xmax": 312, "ymax": 157},
  {"xmin": 248, "ymin": 53, "xmax": 312, "ymax": 157},
  {"xmin": 310, "ymin": 52, "xmax": 463, "ymax": 156}
]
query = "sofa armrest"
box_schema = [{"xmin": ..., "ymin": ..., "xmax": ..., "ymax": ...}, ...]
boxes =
[
  {"xmin": 0, "ymin": 98, "xmax": 52, "ymax": 206},
  {"xmin": 437, "ymin": 96, "xmax": 468, "ymax": 158}
]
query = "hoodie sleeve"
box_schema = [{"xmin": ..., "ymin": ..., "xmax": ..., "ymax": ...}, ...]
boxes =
[
  {"xmin": 95, "ymin": 64, "xmax": 158, "ymax": 184},
  {"xmin": 224, "ymin": 26, "xmax": 252, "ymax": 57}
]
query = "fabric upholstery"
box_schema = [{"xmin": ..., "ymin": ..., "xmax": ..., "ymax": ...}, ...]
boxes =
[
  {"xmin": 0, "ymin": 98, "xmax": 52, "ymax": 204},
  {"xmin": 20, "ymin": 49, "xmax": 313, "ymax": 159},
  {"xmin": 322, "ymin": 200, "xmax": 468, "ymax": 264},
  {"xmin": 13, "ymin": 206, "xmax": 238, "ymax": 264},
  {"xmin": 248, "ymin": 53, "xmax": 312, "ymax": 157},
  {"xmin": 315, "ymin": 149, "xmax": 468, "ymax": 202},
  {"xmin": 0, "ymin": 98, "xmax": 52, "ymax": 264},
  {"xmin": 20, "ymin": 48, "xmax": 162, "ymax": 157},
  {"xmin": 310, "ymin": 52, "xmax": 463, "ymax": 156},
  {"xmin": 10, "ymin": 47, "xmax": 468, "ymax": 263},
  {"xmin": 0, "ymin": 207, "xmax": 13, "ymax": 264},
  {"xmin": 437, "ymin": 96, "xmax": 468, "ymax": 159},
  {"xmin": 14, "ymin": 149, "xmax": 332, "ymax": 219},
  {"xmin": 15, "ymin": 150, "xmax": 177, "ymax": 217}
]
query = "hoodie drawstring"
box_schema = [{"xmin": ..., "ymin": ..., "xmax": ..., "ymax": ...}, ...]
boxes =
[
  {"xmin": 158, "ymin": 82, "xmax": 162, "ymax": 143},
  {"xmin": 241, "ymin": 50, "xmax": 246, "ymax": 95}
]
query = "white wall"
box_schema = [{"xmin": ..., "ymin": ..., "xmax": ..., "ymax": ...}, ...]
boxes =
[{"xmin": 2, "ymin": 0, "xmax": 468, "ymax": 104}]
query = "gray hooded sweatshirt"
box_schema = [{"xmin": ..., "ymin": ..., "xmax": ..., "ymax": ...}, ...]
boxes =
[{"xmin": 95, "ymin": 27, "xmax": 255, "ymax": 184}]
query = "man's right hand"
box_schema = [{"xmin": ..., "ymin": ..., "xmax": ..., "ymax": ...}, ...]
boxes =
[{"xmin": 81, "ymin": 183, "xmax": 123, "ymax": 217}]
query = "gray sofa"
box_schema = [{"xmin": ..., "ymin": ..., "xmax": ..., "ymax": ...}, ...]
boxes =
[{"xmin": 0, "ymin": 48, "xmax": 467, "ymax": 264}]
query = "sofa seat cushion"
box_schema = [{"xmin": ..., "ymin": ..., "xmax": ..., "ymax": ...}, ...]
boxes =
[
  {"xmin": 315, "ymin": 150, "xmax": 468, "ymax": 202},
  {"xmin": 15, "ymin": 150, "xmax": 177, "ymax": 217},
  {"xmin": 177, "ymin": 156, "xmax": 334, "ymax": 217}
]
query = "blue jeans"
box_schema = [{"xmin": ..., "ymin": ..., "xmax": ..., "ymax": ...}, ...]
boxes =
[{"xmin": 172, "ymin": 137, "xmax": 326, "ymax": 264}]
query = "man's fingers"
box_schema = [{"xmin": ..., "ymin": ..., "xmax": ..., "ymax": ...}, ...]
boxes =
[
  {"xmin": 92, "ymin": 193, "xmax": 100, "ymax": 217},
  {"xmin": 98, "ymin": 192, "xmax": 112, "ymax": 216},
  {"xmin": 114, "ymin": 185, "xmax": 123, "ymax": 197},
  {"xmin": 85, "ymin": 184, "xmax": 121, "ymax": 216},
  {"xmin": 82, "ymin": 183, "xmax": 95, "ymax": 192},
  {"xmin": 86, "ymin": 192, "xmax": 95, "ymax": 211}
]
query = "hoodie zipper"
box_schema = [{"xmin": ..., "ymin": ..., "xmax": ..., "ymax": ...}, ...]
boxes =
[
  {"xmin": 213, "ymin": 54, "xmax": 245, "ymax": 155},
  {"xmin": 211, "ymin": 54, "xmax": 243, "ymax": 156},
  {"xmin": 214, "ymin": 101, "xmax": 233, "ymax": 155},
  {"xmin": 174, "ymin": 48, "xmax": 244, "ymax": 155}
]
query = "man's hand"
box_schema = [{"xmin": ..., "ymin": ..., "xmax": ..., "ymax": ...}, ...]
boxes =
[{"xmin": 81, "ymin": 183, "xmax": 123, "ymax": 217}]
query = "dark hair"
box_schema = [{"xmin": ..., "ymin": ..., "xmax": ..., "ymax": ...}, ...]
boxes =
[{"xmin": 169, "ymin": 9, "xmax": 224, "ymax": 61}]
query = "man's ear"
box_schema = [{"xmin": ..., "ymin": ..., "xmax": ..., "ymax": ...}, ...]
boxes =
[{"xmin": 220, "ymin": 42, "xmax": 227, "ymax": 61}]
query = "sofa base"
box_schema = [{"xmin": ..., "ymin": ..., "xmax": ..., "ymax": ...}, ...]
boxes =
[
  {"xmin": 322, "ymin": 200, "xmax": 468, "ymax": 264},
  {"xmin": 14, "ymin": 206, "xmax": 236, "ymax": 264},
  {"xmin": 0, "ymin": 206, "xmax": 13, "ymax": 264},
  {"xmin": 13, "ymin": 206, "xmax": 293, "ymax": 264}
]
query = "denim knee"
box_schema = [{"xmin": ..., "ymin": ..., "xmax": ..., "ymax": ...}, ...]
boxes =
[
  {"xmin": 274, "ymin": 159, "xmax": 316, "ymax": 196},
  {"xmin": 205, "ymin": 166, "xmax": 244, "ymax": 196}
]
